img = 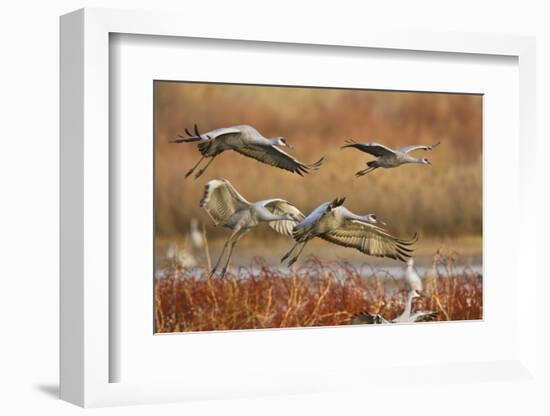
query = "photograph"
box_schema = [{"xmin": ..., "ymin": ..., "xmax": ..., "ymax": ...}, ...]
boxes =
[{"xmin": 154, "ymin": 81, "xmax": 483, "ymax": 333}]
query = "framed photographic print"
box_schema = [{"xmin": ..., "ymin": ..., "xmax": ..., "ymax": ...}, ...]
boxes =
[
  {"xmin": 60, "ymin": 7, "xmax": 538, "ymax": 408},
  {"xmin": 153, "ymin": 81, "xmax": 482, "ymax": 333}
]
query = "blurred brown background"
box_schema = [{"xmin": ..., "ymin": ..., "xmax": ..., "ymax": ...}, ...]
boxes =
[{"xmin": 154, "ymin": 81, "xmax": 482, "ymax": 263}]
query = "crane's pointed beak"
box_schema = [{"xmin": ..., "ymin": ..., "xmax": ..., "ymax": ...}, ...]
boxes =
[{"xmin": 376, "ymin": 218, "xmax": 387, "ymax": 227}]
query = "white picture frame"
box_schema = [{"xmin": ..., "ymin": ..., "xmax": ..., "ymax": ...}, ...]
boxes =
[{"xmin": 60, "ymin": 7, "xmax": 538, "ymax": 408}]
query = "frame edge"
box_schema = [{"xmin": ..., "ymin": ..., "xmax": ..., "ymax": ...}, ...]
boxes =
[
  {"xmin": 59, "ymin": 6, "xmax": 539, "ymax": 407},
  {"xmin": 60, "ymin": 8, "xmax": 85, "ymax": 407}
]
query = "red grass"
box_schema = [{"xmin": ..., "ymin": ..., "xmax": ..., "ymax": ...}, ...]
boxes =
[{"xmin": 154, "ymin": 255, "xmax": 482, "ymax": 333}]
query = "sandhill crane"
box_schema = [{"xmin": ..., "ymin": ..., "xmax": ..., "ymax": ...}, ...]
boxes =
[
  {"xmin": 391, "ymin": 290, "xmax": 436, "ymax": 323},
  {"xmin": 405, "ymin": 257, "xmax": 423, "ymax": 294},
  {"xmin": 165, "ymin": 219, "xmax": 204, "ymax": 269},
  {"xmin": 347, "ymin": 311, "xmax": 389, "ymax": 325},
  {"xmin": 200, "ymin": 178, "xmax": 304, "ymax": 278},
  {"xmin": 281, "ymin": 197, "xmax": 418, "ymax": 266},
  {"xmin": 171, "ymin": 124, "xmax": 324, "ymax": 179},
  {"xmin": 165, "ymin": 242, "xmax": 198, "ymax": 268},
  {"xmin": 348, "ymin": 290, "xmax": 437, "ymax": 325},
  {"xmin": 189, "ymin": 218, "xmax": 204, "ymax": 250},
  {"xmin": 341, "ymin": 140, "xmax": 440, "ymax": 176}
]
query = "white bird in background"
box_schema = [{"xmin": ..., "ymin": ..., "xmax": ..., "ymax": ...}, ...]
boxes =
[
  {"xmin": 165, "ymin": 243, "xmax": 198, "ymax": 268},
  {"xmin": 392, "ymin": 290, "xmax": 427, "ymax": 323},
  {"xmin": 189, "ymin": 218, "xmax": 204, "ymax": 250},
  {"xmin": 281, "ymin": 197, "xmax": 418, "ymax": 266},
  {"xmin": 405, "ymin": 257, "xmax": 423, "ymax": 294},
  {"xmin": 341, "ymin": 140, "xmax": 440, "ymax": 176},
  {"xmin": 349, "ymin": 290, "xmax": 438, "ymax": 325},
  {"xmin": 200, "ymin": 178, "xmax": 304, "ymax": 278},
  {"xmin": 164, "ymin": 219, "xmax": 204, "ymax": 269},
  {"xmin": 170, "ymin": 124, "xmax": 324, "ymax": 178}
]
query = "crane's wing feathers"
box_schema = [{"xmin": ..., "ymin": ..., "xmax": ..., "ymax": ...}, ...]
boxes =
[
  {"xmin": 233, "ymin": 144, "xmax": 324, "ymax": 175},
  {"xmin": 399, "ymin": 142, "xmax": 441, "ymax": 154},
  {"xmin": 205, "ymin": 127, "xmax": 243, "ymax": 139},
  {"xmin": 200, "ymin": 179, "xmax": 250, "ymax": 226},
  {"xmin": 260, "ymin": 199, "xmax": 305, "ymax": 237},
  {"xmin": 171, "ymin": 125, "xmax": 241, "ymax": 144},
  {"xmin": 320, "ymin": 220, "xmax": 417, "ymax": 262},
  {"xmin": 410, "ymin": 311, "xmax": 439, "ymax": 322},
  {"xmin": 347, "ymin": 311, "xmax": 389, "ymax": 325},
  {"xmin": 342, "ymin": 140, "xmax": 396, "ymax": 157}
]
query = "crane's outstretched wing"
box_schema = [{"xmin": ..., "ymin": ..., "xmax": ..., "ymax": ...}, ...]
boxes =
[
  {"xmin": 341, "ymin": 140, "xmax": 396, "ymax": 157},
  {"xmin": 399, "ymin": 142, "xmax": 441, "ymax": 154},
  {"xmin": 410, "ymin": 311, "xmax": 439, "ymax": 322},
  {"xmin": 321, "ymin": 220, "xmax": 418, "ymax": 262},
  {"xmin": 233, "ymin": 144, "xmax": 324, "ymax": 175},
  {"xmin": 347, "ymin": 311, "xmax": 390, "ymax": 325},
  {"xmin": 200, "ymin": 179, "xmax": 250, "ymax": 226},
  {"xmin": 171, "ymin": 124, "xmax": 241, "ymax": 143},
  {"xmin": 259, "ymin": 199, "xmax": 305, "ymax": 237}
]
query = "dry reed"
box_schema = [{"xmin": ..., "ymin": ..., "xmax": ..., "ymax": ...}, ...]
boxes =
[{"xmin": 154, "ymin": 253, "xmax": 482, "ymax": 333}]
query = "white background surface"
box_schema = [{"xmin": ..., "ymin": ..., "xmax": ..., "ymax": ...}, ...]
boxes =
[{"xmin": 1, "ymin": 1, "xmax": 548, "ymax": 415}]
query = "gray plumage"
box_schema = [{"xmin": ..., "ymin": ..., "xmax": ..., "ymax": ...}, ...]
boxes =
[
  {"xmin": 171, "ymin": 124, "xmax": 324, "ymax": 178},
  {"xmin": 200, "ymin": 178, "xmax": 304, "ymax": 277},
  {"xmin": 342, "ymin": 139, "xmax": 440, "ymax": 176},
  {"xmin": 347, "ymin": 311, "xmax": 390, "ymax": 325},
  {"xmin": 281, "ymin": 197, "xmax": 418, "ymax": 266},
  {"xmin": 405, "ymin": 257, "xmax": 423, "ymax": 294},
  {"xmin": 347, "ymin": 290, "xmax": 438, "ymax": 325},
  {"xmin": 391, "ymin": 290, "xmax": 438, "ymax": 323}
]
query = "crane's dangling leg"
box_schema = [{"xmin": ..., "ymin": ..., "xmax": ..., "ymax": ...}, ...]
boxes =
[
  {"xmin": 356, "ymin": 161, "xmax": 379, "ymax": 177},
  {"xmin": 194, "ymin": 156, "xmax": 216, "ymax": 179},
  {"xmin": 185, "ymin": 156, "xmax": 205, "ymax": 178},
  {"xmin": 208, "ymin": 227, "xmax": 242, "ymax": 278},
  {"xmin": 208, "ymin": 240, "xmax": 228, "ymax": 278},
  {"xmin": 287, "ymin": 241, "xmax": 309, "ymax": 267},
  {"xmin": 281, "ymin": 242, "xmax": 300, "ymax": 263},
  {"xmin": 356, "ymin": 166, "xmax": 378, "ymax": 176},
  {"xmin": 220, "ymin": 229, "xmax": 250, "ymax": 278}
]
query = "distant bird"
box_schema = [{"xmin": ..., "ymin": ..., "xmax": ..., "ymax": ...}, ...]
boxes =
[
  {"xmin": 348, "ymin": 290, "xmax": 438, "ymax": 325},
  {"xmin": 165, "ymin": 243, "xmax": 198, "ymax": 268},
  {"xmin": 200, "ymin": 178, "xmax": 304, "ymax": 277},
  {"xmin": 391, "ymin": 290, "xmax": 436, "ymax": 323},
  {"xmin": 188, "ymin": 218, "xmax": 204, "ymax": 250},
  {"xmin": 405, "ymin": 257, "xmax": 423, "ymax": 294},
  {"xmin": 171, "ymin": 124, "xmax": 324, "ymax": 178},
  {"xmin": 281, "ymin": 197, "xmax": 417, "ymax": 266},
  {"xmin": 341, "ymin": 140, "xmax": 440, "ymax": 176}
]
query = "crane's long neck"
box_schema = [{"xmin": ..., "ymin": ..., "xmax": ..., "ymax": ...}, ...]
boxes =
[
  {"xmin": 257, "ymin": 209, "xmax": 289, "ymax": 222},
  {"xmin": 404, "ymin": 155, "xmax": 425, "ymax": 164},
  {"xmin": 335, "ymin": 207, "xmax": 366, "ymax": 224},
  {"xmin": 402, "ymin": 292, "xmax": 415, "ymax": 318}
]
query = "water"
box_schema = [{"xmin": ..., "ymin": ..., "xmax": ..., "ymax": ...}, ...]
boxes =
[{"xmin": 155, "ymin": 258, "xmax": 482, "ymax": 280}]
